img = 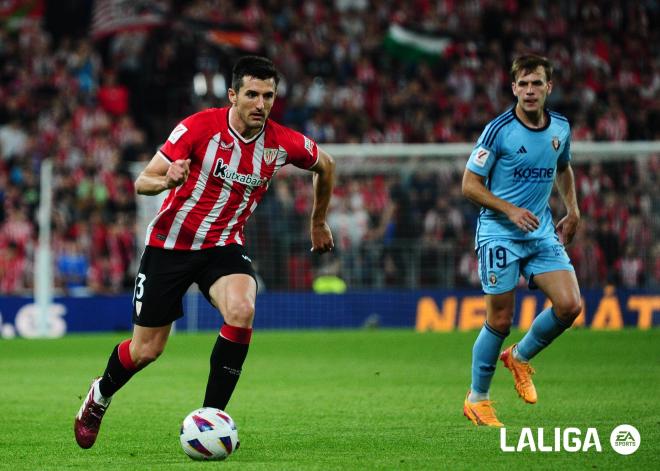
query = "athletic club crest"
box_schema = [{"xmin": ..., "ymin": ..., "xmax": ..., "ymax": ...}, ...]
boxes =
[
  {"xmin": 489, "ymin": 273, "xmax": 497, "ymax": 285},
  {"xmin": 551, "ymin": 136, "xmax": 560, "ymax": 151},
  {"xmin": 263, "ymin": 148, "xmax": 278, "ymax": 165},
  {"xmin": 263, "ymin": 146, "xmax": 287, "ymax": 165}
]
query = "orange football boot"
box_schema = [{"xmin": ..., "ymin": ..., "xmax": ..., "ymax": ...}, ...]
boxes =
[
  {"xmin": 500, "ymin": 345, "xmax": 537, "ymax": 404},
  {"xmin": 463, "ymin": 391, "xmax": 504, "ymax": 427}
]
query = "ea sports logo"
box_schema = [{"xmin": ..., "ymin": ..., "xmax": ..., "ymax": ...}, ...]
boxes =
[{"xmin": 610, "ymin": 425, "xmax": 640, "ymax": 455}]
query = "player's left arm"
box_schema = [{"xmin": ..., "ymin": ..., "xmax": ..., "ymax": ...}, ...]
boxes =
[
  {"xmin": 555, "ymin": 162, "xmax": 580, "ymax": 246},
  {"xmin": 308, "ymin": 147, "xmax": 335, "ymax": 253}
]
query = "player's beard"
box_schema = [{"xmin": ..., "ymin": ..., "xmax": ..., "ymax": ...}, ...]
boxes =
[{"xmin": 243, "ymin": 110, "xmax": 266, "ymax": 130}]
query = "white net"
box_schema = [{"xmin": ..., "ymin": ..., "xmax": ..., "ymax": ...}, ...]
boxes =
[{"xmin": 175, "ymin": 142, "xmax": 660, "ymax": 331}]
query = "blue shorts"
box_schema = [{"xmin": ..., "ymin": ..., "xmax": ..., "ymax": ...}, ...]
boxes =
[{"xmin": 477, "ymin": 236, "xmax": 574, "ymax": 294}]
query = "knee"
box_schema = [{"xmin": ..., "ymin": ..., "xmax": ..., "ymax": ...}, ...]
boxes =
[
  {"xmin": 487, "ymin": 309, "xmax": 514, "ymax": 335},
  {"xmin": 223, "ymin": 298, "xmax": 255, "ymax": 328},
  {"xmin": 131, "ymin": 342, "xmax": 165, "ymax": 368},
  {"xmin": 488, "ymin": 318, "xmax": 513, "ymax": 335},
  {"xmin": 554, "ymin": 298, "xmax": 582, "ymax": 324}
]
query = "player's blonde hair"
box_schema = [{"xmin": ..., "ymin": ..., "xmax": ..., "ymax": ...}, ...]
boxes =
[{"xmin": 510, "ymin": 54, "xmax": 553, "ymax": 82}]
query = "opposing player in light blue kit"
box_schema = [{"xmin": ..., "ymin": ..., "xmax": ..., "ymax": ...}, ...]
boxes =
[{"xmin": 461, "ymin": 54, "xmax": 582, "ymax": 427}]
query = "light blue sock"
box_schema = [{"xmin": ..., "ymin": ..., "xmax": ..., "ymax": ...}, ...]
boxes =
[
  {"xmin": 515, "ymin": 307, "xmax": 570, "ymax": 362},
  {"xmin": 470, "ymin": 322, "xmax": 508, "ymax": 399}
]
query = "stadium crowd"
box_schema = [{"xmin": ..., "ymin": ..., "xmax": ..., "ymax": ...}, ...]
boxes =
[{"xmin": 0, "ymin": 0, "xmax": 658, "ymax": 295}]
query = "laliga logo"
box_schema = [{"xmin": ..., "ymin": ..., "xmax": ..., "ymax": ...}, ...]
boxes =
[
  {"xmin": 500, "ymin": 425, "xmax": 641, "ymax": 454},
  {"xmin": 500, "ymin": 427, "xmax": 602, "ymax": 452}
]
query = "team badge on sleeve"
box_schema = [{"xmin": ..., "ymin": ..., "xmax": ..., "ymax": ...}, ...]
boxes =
[
  {"xmin": 472, "ymin": 146, "xmax": 490, "ymax": 167},
  {"xmin": 303, "ymin": 135, "xmax": 315, "ymax": 156},
  {"xmin": 168, "ymin": 123, "xmax": 188, "ymax": 144}
]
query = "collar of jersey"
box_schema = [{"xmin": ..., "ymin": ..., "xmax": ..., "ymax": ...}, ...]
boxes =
[
  {"xmin": 227, "ymin": 107, "xmax": 266, "ymax": 144},
  {"xmin": 512, "ymin": 107, "xmax": 551, "ymax": 132}
]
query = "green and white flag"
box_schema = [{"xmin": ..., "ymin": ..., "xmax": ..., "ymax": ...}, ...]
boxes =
[{"xmin": 383, "ymin": 24, "xmax": 451, "ymax": 63}]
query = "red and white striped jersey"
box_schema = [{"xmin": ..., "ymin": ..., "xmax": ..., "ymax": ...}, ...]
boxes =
[{"xmin": 145, "ymin": 107, "xmax": 319, "ymax": 250}]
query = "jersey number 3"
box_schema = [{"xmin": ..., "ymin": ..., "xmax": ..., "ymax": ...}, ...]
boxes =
[{"xmin": 134, "ymin": 273, "xmax": 147, "ymax": 301}]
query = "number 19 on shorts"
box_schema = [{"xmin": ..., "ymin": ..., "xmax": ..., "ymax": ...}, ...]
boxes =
[{"xmin": 489, "ymin": 246, "xmax": 507, "ymax": 268}]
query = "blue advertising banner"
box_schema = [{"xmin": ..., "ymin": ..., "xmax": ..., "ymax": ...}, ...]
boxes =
[{"xmin": 0, "ymin": 287, "xmax": 658, "ymax": 338}]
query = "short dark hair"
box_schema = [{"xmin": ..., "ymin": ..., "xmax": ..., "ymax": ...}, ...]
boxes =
[
  {"xmin": 510, "ymin": 54, "xmax": 553, "ymax": 82},
  {"xmin": 231, "ymin": 56, "xmax": 280, "ymax": 91}
]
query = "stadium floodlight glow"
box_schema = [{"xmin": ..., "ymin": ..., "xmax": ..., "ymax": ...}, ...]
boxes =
[
  {"xmin": 212, "ymin": 73, "xmax": 226, "ymax": 98},
  {"xmin": 193, "ymin": 73, "xmax": 207, "ymax": 96}
]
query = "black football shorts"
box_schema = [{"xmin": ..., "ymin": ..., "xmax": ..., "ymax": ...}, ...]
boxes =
[{"xmin": 131, "ymin": 244, "xmax": 257, "ymax": 327}]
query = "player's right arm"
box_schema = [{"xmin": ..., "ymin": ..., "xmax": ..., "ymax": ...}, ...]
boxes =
[
  {"xmin": 135, "ymin": 151, "xmax": 191, "ymax": 196},
  {"xmin": 462, "ymin": 168, "xmax": 539, "ymax": 233},
  {"xmin": 136, "ymin": 114, "xmax": 201, "ymax": 195}
]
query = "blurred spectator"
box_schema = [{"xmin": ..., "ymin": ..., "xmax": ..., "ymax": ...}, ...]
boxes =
[
  {"xmin": 615, "ymin": 244, "xmax": 645, "ymax": 288},
  {"xmin": 571, "ymin": 114, "xmax": 594, "ymax": 141},
  {"xmin": 0, "ymin": 117, "xmax": 28, "ymax": 160},
  {"xmin": 457, "ymin": 250, "xmax": 480, "ymax": 288},
  {"xmin": 595, "ymin": 100, "xmax": 628, "ymax": 141},
  {"xmin": 56, "ymin": 238, "xmax": 89, "ymax": 296},
  {"xmin": 97, "ymin": 70, "xmax": 129, "ymax": 117},
  {"xmin": 595, "ymin": 218, "xmax": 621, "ymax": 283},
  {"xmin": 652, "ymin": 243, "xmax": 660, "ymax": 287},
  {"xmin": 0, "ymin": 241, "xmax": 28, "ymax": 294},
  {"xmin": 88, "ymin": 252, "xmax": 124, "ymax": 295},
  {"xmin": 568, "ymin": 223, "xmax": 607, "ymax": 289},
  {"xmin": 1, "ymin": 205, "xmax": 34, "ymax": 252},
  {"xmin": 327, "ymin": 192, "xmax": 368, "ymax": 252}
]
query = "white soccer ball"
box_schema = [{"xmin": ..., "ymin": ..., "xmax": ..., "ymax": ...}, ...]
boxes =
[{"xmin": 179, "ymin": 407, "xmax": 239, "ymax": 460}]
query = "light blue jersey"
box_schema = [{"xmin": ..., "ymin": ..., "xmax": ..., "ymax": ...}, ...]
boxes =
[{"xmin": 466, "ymin": 107, "xmax": 571, "ymax": 248}]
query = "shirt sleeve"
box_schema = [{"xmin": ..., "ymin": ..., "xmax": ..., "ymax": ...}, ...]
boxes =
[
  {"xmin": 283, "ymin": 129, "xmax": 319, "ymax": 169},
  {"xmin": 466, "ymin": 125, "xmax": 501, "ymax": 176},
  {"xmin": 159, "ymin": 115, "xmax": 197, "ymax": 162}
]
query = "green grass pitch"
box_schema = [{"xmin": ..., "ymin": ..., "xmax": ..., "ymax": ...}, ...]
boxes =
[{"xmin": 0, "ymin": 328, "xmax": 658, "ymax": 470}]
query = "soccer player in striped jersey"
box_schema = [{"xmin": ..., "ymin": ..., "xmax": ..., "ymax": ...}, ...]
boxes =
[
  {"xmin": 75, "ymin": 56, "xmax": 335, "ymax": 448},
  {"xmin": 461, "ymin": 54, "xmax": 582, "ymax": 427}
]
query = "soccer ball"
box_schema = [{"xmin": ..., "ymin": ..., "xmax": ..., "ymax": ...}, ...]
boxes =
[{"xmin": 179, "ymin": 407, "xmax": 240, "ymax": 460}]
